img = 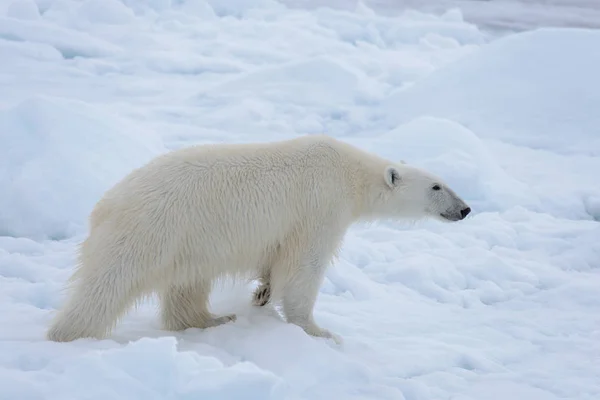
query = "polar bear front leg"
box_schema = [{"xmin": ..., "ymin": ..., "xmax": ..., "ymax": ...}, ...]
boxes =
[{"xmin": 280, "ymin": 256, "xmax": 342, "ymax": 345}]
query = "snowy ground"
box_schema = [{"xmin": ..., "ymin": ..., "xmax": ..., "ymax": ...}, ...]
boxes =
[
  {"xmin": 285, "ymin": 0, "xmax": 600, "ymax": 35},
  {"xmin": 1, "ymin": 0, "xmax": 600, "ymax": 399}
]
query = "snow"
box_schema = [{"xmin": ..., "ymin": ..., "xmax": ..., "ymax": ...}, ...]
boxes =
[
  {"xmin": 0, "ymin": 95, "xmax": 165, "ymax": 240},
  {"xmin": 382, "ymin": 27, "xmax": 600, "ymax": 155},
  {"xmin": 1, "ymin": 1, "xmax": 599, "ymax": 399},
  {"xmin": 284, "ymin": 0, "xmax": 600, "ymax": 34}
]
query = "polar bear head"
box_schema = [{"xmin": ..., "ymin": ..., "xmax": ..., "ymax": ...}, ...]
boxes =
[{"xmin": 379, "ymin": 163, "xmax": 471, "ymax": 222}]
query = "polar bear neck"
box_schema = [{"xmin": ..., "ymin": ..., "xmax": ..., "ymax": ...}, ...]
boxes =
[{"xmin": 322, "ymin": 138, "xmax": 404, "ymax": 224}]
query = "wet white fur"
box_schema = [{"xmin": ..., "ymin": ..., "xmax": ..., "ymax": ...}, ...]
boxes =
[{"xmin": 46, "ymin": 135, "xmax": 469, "ymax": 344}]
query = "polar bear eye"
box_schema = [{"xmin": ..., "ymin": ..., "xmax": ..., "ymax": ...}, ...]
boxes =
[{"xmin": 432, "ymin": 184, "xmax": 441, "ymax": 191}]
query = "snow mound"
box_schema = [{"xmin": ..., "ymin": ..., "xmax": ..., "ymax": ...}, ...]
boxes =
[
  {"xmin": 193, "ymin": 56, "xmax": 375, "ymax": 137},
  {"xmin": 315, "ymin": 7, "xmax": 484, "ymax": 48},
  {"xmin": 146, "ymin": 53, "xmax": 242, "ymax": 75},
  {"xmin": 76, "ymin": 0, "xmax": 135, "ymax": 25},
  {"xmin": 204, "ymin": 56, "xmax": 362, "ymax": 106},
  {"xmin": 0, "ymin": 37, "xmax": 63, "ymax": 62},
  {"xmin": 382, "ymin": 27, "xmax": 600, "ymax": 155},
  {"xmin": 5, "ymin": 0, "xmax": 40, "ymax": 20},
  {"xmin": 1, "ymin": 337, "xmax": 286, "ymax": 400},
  {"xmin": 0, "ymin": 16, "xmax": 122, "ymax": 58},
  {"xmin": 203, "ymin": 0, "xmax": 282, "ymax": 18},
  {"xmin": 0, "ymin": 95, "xmax": 165, "ymax": 240}
]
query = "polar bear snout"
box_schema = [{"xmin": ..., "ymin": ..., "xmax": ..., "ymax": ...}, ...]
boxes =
[
  {"xmin": 460, "ymin": 207, "xmax": 471, "ymax": 219},
  {"xmin": 433, "ymin": 184, "xmax": 471, "ymax": 222},
  {"xmin": 439, "ymin": 201, "xmax": 471, "ymax": 222}
]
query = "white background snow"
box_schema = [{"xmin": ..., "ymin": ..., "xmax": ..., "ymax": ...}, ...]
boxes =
[{"xmin": 1, "ymin": 0, "xmax": 599, "ymax": 399}]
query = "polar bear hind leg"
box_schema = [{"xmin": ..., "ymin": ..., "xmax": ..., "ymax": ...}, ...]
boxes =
[
  {"xmin": 160, "ymin": 279, "xmax": 236, "ymax": 331},
  {"xmin": 47, "ymin": 258, "xmax": 148, "ymax": 342}
]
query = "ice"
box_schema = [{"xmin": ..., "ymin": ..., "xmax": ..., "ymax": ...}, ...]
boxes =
[
  {"xmin": 77, "ymin": 0, "xmax": 136, "ymax": 25},
  {"xmin": 211, "ymin": 57, "xmax": 360, "ymax": 105},
  {"xmin": 286, "ymin": 0, "xmax": 600, "ymax": 33},
  {"xmin": 203, "ymin": 0, "xmax": 283, "ymax": 17},
  {"xmin": 313, "ymin": 6, "xmax": 485, "ymax": 48},
  {"xmin": 0, "ymin": 16, "xmax": 122, "ymax": 58},
  {"xmin": 1, "ymin": 0, "xmax": 600, "ymax": 399},
  {"xmin": 382, "ymin": 27, "xmax": 600, "ymax": 154},
  {"xmin": 0, "ymin": 337, "xmax": 286, "ymax": 399},
  {"xmin": 0, "ymin": 95, "xmax": 165, "ymax": 240},
  {"xmin": 5, "ymin": 0, "xmax": 40, "ymax": 20}
]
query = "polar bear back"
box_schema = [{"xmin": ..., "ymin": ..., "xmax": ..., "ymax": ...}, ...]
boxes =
[{"xmin": 88, "ymin": 135, "xmax": 381, "ymax": 276}]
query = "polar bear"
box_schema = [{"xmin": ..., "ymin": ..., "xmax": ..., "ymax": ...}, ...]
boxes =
[{"xmin": 46, "ymin": 135, "xmax": 470, "ymax": 344}]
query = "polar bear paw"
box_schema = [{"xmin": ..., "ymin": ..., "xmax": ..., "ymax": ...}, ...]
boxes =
[
  {"xmin": 302, "ymin": 324, "xmax": 343, "ymax": 345},
  {"xmin": 205, "ymin": 314, "xmax": 237, "ymax": 328},
  {"xmin": 252, "ymin": 282, "xmax": 271, "ymax": 306}
]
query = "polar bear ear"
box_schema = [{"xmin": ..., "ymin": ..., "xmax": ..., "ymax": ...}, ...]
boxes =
[{"xmin": 384, "ymin": 166, "xmax": 401, "ymax": 188}]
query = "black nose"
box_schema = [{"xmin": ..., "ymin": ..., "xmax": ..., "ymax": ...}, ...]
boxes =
[{"xmin": 460, "ymin": 207, "xmax": 471, "ymax": 219}]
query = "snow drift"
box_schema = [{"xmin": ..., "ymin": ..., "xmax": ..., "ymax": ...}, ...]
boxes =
[
  {"xmin": 382, "ymin": 27, "xmax": 600, "ymax": 156},
  {"xmin": 0, "ymin": 95, "xmax": 165, "ymax": 240}
]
